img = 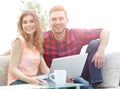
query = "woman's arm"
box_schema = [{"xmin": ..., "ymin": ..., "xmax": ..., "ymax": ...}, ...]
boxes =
[
  {"xmin": 39, "ymin": 55, "xmax": 50, "ymax": 74},
  {"xmin": 9, "ymin": 39, "xmax": 40, "ymax": 84}
]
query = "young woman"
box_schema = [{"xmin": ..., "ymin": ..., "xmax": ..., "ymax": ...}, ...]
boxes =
[{"xmin": 7, "ymin": 10, "xmax": 49, "ymax": 85}]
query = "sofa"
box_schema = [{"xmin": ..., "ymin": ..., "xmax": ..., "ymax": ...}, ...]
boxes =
[{"xmin": 0, "ymin": 52, "xmax": 120, "ymax": 89}]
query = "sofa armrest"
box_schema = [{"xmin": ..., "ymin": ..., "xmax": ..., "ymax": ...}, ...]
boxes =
[
  {"xmin": 0, "ymin": 56, "xmax": 10, "ymax": 86},
  {"xmin": 98, "ymin": 52, "xmax": 120, "ymax": 88}
]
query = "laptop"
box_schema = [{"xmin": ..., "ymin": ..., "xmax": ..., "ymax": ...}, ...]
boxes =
[{"xmin": 36, "ymin": 53, "xmax": 88, "ymax": 82}]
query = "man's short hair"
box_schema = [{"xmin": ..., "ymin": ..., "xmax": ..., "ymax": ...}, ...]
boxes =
[{"xmin": 49, "ymin": 5, "xmax": 67, "ymax": 17}]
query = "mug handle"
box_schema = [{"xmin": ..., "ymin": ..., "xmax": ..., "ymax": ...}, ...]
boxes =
[{"xmin": 49, "ymin": 73, "xmax": 55, "ymax": 82}]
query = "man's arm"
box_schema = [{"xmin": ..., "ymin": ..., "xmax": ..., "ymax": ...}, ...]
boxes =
[
  {"xmin": 98, "ymin": 29, "xmax": 110, "ymax": 53},
  {"xmin": 92, "ymin": 29, "xmax": 110, "ymax": 68}
]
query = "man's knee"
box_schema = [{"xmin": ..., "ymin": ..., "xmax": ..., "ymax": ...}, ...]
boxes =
[
  {"xmin": 86, "ymin": 40, "xmax": 100, "ymax": 53},
  {"xmin": 89, "ymin": 40, "xmax": 99, "ymax": 48},
  {"xmin": 74, "ymin": 77, "xmax": 89, "ymax": 85}
]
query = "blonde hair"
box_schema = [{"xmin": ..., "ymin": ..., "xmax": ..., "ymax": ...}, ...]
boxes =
[
  {"xmin": 18, "ymin": 10, "xmax": 44, "ymax": 54},
  {"xmin": 49, "ymin": 5, "xmax": 67, "ymax": 18}
]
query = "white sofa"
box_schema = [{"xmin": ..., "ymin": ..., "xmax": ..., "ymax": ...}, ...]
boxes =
[
  {"xmin": 0, "ymin": 52, "xmax": 120, "ymax": 89},
  {"xmin": 98, "ymin": 51, "xmax": 120, "ymax": 89}
]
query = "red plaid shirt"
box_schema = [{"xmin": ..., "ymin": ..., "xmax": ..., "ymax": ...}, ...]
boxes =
[{"xmin": 43, "ymin": 28, "xmax": 102, "ymax": 67}]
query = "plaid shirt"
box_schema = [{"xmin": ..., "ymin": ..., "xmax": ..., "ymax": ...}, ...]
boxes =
[{"xmin": 43, "ymin": 28, "xmax": 102, "ymax": 67}]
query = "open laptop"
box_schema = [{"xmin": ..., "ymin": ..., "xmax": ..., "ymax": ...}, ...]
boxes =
[
  {"xmin": 36, "ymin": 53, "xmax": 88, "ymax": 81},
  {"xmin": 37, "ymin": 53, "xmax": 88, "ymax": 81},
  {"xmin": 49, "ymin": 53, "xmax": 87, "ymax": 77}
]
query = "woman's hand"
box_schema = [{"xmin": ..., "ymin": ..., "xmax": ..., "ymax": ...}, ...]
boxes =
[
  {"xmin": 30, "ymin": 77, "xmax": 47, "ymax": 85},
  {"xmin": 37, "ymin": 78, "xmax": 47, "ymax": 84},
  {"xmin": 28, "ymin": 77, "xmax": 42, "ymax": 85}
]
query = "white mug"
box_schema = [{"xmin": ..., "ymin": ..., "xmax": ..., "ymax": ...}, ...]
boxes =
[{"xmin": 49, "ymin": 70, "xmax": 67, "ymax": 85}]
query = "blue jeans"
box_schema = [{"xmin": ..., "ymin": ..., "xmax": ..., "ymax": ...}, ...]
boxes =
[
  {"xmin": 73, "ymin": 77, "xmax": 94, "ymax": 89},
  {"xmin": 71, "ymin": 40, "xmax": 103, "ymax": 89},
  {"xmin": 10, "ymin": 80, "xmax": 66, "ymax": 89},
  {"xmin": 81, "ymin": 40, "xmax": 103, "ymax": 85},
  {"xmin": 10, "ymin": 80, "xmax": 27, "ymax": 85}
]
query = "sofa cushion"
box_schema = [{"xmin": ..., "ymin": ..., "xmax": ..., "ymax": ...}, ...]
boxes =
[
  {"xmin": 0, "ymin": 56, "xmax": 10, "ymax": 86},
  {"xmin": 98, "ymin": 51, "xmax": 120, "ymax": 88}
]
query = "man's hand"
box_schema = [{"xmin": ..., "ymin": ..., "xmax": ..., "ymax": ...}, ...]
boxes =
[
  {"xmin": 66, "ymin": 76, "xmax": 74, "ymax": 83},
  {"xmin": 91, "ymin": 50, "xmax": 104, "ymax": 68},
  {"xmin": 92, "ymin": 29, "xmax": 110, "ymax": 68}
]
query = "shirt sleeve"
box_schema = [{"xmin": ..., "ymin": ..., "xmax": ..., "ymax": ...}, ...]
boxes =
[{"xmin": 73, "ymin": 28, "xmax": 102, "ymax": 46}]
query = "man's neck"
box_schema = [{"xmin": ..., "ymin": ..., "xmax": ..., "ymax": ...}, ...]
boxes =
[{"xmin": 53, "ymin": 30, "xmax": 66, "ymax": 41}]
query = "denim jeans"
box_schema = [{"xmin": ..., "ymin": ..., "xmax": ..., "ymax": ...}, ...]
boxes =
[
  {"xmin": 81, "ymin": 40, "xmax": 103, "ymax": 85},
  {"xmin": 10, "ymin": 80, "xmax": 27, "ymax": 85},
  {"xmin": 73, "ymin": 77, "xmax": 94, "ymax": 89},
  {"xmin": 10, "ymin": 80, "xmax": 67, "ymax": 89}
]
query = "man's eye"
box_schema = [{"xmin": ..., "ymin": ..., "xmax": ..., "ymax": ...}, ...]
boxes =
[{"xmin": 52, "ymin": 18, "xmax": 56, "ymax": 21}]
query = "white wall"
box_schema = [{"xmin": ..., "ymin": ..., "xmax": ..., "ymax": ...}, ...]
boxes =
[
  {"xmin": 0, "ymin": 0, "xmax": 120, "ymax": 54},
  {"xmin": 0, "ymin": 0, "xmax": 21, "ymax": 54}
]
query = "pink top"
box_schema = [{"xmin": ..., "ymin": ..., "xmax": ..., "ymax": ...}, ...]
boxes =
[{"xmin": 7, "ymin": 36, "xmax": 40, "ymax": 85}]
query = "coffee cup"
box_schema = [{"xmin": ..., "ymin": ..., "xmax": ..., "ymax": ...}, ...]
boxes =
[{"xmin": 49, "ymin": 70, "xmax": 67, "ymax": 85}]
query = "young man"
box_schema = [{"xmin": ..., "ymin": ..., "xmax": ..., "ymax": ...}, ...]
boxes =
[{"xmin": 43, "ymin": 5, "xmax": 110, "ymax": 89}]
